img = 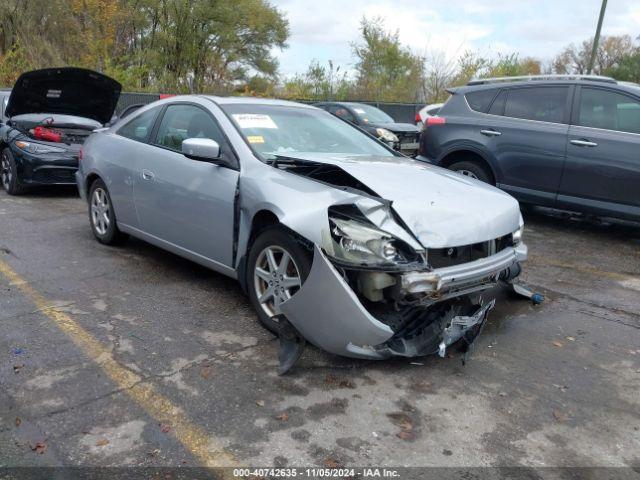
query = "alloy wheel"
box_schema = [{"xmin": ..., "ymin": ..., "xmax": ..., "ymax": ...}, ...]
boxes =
[
  {"xmin": 91, "ymin": 187, "xmax": 111, "ymax": 236},
  {"xmin": 253, "ymin": 245, "xmax": 302, "ymax": 318},
  {"xmin": 456, "ymin": 169, "xmax": 478, "ymax": 180},
  {"xmin": 1, "ymin": 154, "xmax": 11, "ymax": 190}
]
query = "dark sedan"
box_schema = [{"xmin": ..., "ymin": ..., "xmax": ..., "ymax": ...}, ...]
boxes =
[
  {"xmin": 315, "ymin": 102, "xmax": 420, "ymax": 156},
  {"xmin": 0, "ymin": 68, "xmax": 121, "ymax": 195}
]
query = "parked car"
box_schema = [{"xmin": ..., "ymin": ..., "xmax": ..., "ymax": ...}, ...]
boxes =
[
  {"xmin": 415, "ymin": 102, "xmax": 443, "ymax": 128},
  {"xmin": 418, "ymin": 75, "xmax": 640, "ymax": 222},
  {"xmin": 77, "ymin": 96, "xmax": 527, "ymax": 371},
  {"xmin": 0, "ymin": 68, "xmax": 121, "ymax": 195},
  {"xmin": 314, "ymin": 101, "xmax": 421, "ymax": 156},
  {"xmin": 0, "ymin": 89, "xmax": 11, "ymax": 124}
]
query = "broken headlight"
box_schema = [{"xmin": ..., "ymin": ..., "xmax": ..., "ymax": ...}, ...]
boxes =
[{"xmin": 329, "ymin": 217, "xmax": 417, "ymax": 267}]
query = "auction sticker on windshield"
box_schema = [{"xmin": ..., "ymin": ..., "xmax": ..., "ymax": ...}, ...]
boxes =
[
  {"xmin": 246, "ymin": 135, "xmax": 265, "ymax": 144},
  {"xmin": 232, "ymin": 114, "xmax": 278, "ymax": 129}
]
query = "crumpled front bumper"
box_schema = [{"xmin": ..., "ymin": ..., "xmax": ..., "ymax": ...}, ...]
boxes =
[{"xmin": 280, "ymin": 243, "xmax": 527, "ymax": 359}]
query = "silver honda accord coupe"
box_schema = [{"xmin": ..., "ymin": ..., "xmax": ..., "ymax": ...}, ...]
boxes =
[{"xmin": 76, "ymin": 96, "xmax": 527, "ymax": 369}]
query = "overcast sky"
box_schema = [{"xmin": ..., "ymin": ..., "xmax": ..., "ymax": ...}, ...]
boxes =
[{"xmin": 270, "ymin": 0, "xmax": 640, "ymax": 76}]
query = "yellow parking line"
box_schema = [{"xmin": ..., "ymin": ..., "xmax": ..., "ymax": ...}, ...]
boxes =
[{"xmin": 0, "ymin": 258, "xmax": 238, "ymax": 469}]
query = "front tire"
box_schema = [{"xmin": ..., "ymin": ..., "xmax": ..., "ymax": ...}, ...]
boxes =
[
  {"xmin": 88, "ymin": 179, "xmax": 128, "ymax": 245},
  {"xmin": 448, "ymin": 160, "xmax": 493, "ymax": 185},
  {"xmin": 247, "ymin": 227, "xmax": 312, "ymax": 334},
  {"xmin": 1, "ymin": 148, "xmax": 26, "ymax": 195}
]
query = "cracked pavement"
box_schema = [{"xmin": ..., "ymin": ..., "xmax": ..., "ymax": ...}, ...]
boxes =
[{"xmin": 0, "ymin": 187, "xmax": 639, "ymax": 469}]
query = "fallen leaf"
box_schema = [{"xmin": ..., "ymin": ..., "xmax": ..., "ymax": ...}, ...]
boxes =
[
  {"xmin": 323, "ymin": 374, "xmax": 355, "ymax": 389},
  {"xmin": 160, "ymin": 423, "xmax": 171, "ymax": 433},
  {"xmin": 15, "ymin": 417, "xmax": 21, "ymax": 427},
  {"xmin": 552, "ymin": 340, "xmax": 564, "ymax": 348},
  {"xmin": 30, "ymin": 441, "xmax": 47, "ymax": 454},
  {"xmin": 275, "ymin": 412, "xmax": 289, "ymax": 422},
  {"xmin": 13, "ymin": 364, "xmax": 24, "ymax": 374},
  {"xmin": 323, "ymin": 457, "xmax": 341, "ymax": 468},
  {"xmin": 552, "ymin": 409, "xmax": 568, "ymax": 423},
  {"xmin": 199, "ymin": 366, "xmax": 213, "ymax": 379},
  {"xmin": 398, "ymin": 419, "xmax": 413, "ymax": 432},
  {"xmin": 95, "ymin": 439, "xmax": 109, "ymax": 447},
  {"xmin": 255, "ymin": 400, "xmax": 265, "ymax": 407},
  {"xmin": 565, "ymin": 336, "xmax": 576, "ymax": 342},
  {"xmin": 397, "ymin": 430, "xmax": 414, "ymax": 441}
]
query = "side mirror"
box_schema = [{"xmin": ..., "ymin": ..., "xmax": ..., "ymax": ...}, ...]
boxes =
[{"xmin": 182, "ymin": 138, "xmax": 220, "ymax": 162}]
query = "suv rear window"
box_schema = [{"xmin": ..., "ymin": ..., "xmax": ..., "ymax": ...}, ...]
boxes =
[
  {"xmin": 503, "ymin": 87, "xmax": 568, "ymax": 124},
  {"xmin": 465, "ymin": 89, "xmax": 498, "ymax": 113}
]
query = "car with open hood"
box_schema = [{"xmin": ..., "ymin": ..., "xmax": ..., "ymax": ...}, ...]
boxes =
[
  {"xmin": 315, "ymin": 101, "xmax": 421, "ymax": 156},
  {"xmin": 0, "ymin": 68, "xmax": 121, "ymax": 194},
  {"xmin": 76, "ymin": 96, "xmax": 527, "ymax": 373}
]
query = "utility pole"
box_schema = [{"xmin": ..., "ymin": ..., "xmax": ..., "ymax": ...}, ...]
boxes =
[{"xmin": 587, "ymin": 0, "xmax": 608, "ymax": 74}]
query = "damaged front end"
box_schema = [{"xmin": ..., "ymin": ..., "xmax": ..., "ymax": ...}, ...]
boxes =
[{"xmin": 278, "ymin": 198, "xmax": 527, "ymax": 366}]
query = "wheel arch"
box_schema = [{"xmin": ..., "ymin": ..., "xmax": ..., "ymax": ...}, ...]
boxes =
[{"xmin": 439, "ymin": 148, "xmax": 498, "ymax": 185}]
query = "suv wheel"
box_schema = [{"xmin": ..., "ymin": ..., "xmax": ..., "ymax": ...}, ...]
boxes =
[
  {"xmin": 247, "ymin": 227, "xmax": 312, "ymax": 334},
  {"xmin": 89, "ymin": 179, "xmax": 128, "ymax": 245},
  {"xmin": 1, "ymin": 148, "xmax": 26, "ymax": 195},
  {"xmin": 448, "ymin": 160, "xmax": 493, "ymax": 185}
]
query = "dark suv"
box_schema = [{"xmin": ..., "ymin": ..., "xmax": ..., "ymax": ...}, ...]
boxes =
[{"xmin": 418, "ymin": 75, "xmax": 640, "ymax": 222}]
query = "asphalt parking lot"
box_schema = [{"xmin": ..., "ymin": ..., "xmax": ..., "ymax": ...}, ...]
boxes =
[{"xmin": 1, "ymin": 188, "xmax": 639, "ymax": 472}]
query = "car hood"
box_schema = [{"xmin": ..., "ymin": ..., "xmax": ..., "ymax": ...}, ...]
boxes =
[
  {"xmin": 5, "ymin": 68, "xmax": 122, "ymax": 124},
  {"xmin": 366, "ymin": 122, "xmax": 420, "ymax": 134},
  {"xmin": 278, "ymin": 153, "xmax": 521, "ymax": 248}
]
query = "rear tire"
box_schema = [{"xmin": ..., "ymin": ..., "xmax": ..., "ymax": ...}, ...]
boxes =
[
  {"xmin": 1, "ymin": 148, "xmax": 27, "ymax": 195},
  {"xmin": 448, "ymin": 160, "xmax": 493, "ymax": 185},
  {"xmin": 246, "ymin": 226, "xmax": 312, "ymax": 334},
  {"xmin": 88, "ymin": 179, "xmax": 128, "ymax": 245}
]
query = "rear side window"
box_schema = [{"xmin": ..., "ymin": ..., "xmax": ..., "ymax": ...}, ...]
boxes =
[
  {"xmin": 117, "ymin": 106, "xmax": 161, "ymax": 142},
  {"xmin": 579, "ymin": 88, "xmax": 640, "ymax": 134},
  {"xmin": 488, "ymin": 90, "xmax": 507, "ymax": 115},
  {"xmin": 504, "ymin": 87, "xmax": 568, "ymax": 123},
  {"xmin": 465, "ymin": 89, "xmax": 498, "ymax": 113}
]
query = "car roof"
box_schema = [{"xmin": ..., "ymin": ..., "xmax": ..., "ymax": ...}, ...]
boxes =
[
  {"xmin": 200, "ymin": 95, "xmax": 316, "ymax": 109},
  {"xmin": 456, "ymin": 76, "xmax": 640, "ymax": 96}
]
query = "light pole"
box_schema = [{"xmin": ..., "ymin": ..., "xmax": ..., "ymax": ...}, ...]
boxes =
[{"xmin": 587, "ymin": 0, "xmax": 608, "ymax": 74}]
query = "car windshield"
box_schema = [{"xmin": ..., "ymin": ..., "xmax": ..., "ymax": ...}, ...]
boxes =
[
  {"xmin": 347, "ymin": 104, "xmax": 394, "ymax": 124},
  {"xmin": 223, "ymin": 104, "xmax": 395, "ymax": 160}
]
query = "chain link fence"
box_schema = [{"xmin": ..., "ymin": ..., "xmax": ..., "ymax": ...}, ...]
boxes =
[{"xmin": 117, "ymin": 93, "xmax": 423, "ymax": 123}]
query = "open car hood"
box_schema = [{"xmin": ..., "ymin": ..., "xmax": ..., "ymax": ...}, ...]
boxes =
[
  {"xmin": 5, "ymin": 68, "xmax": 122, "ymax": 124},
  {"xmin": 276, "ymin": 153, "xmax": 522, "ymax": 248}
]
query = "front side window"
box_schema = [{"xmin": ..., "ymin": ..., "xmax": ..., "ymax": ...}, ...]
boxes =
[
  {"xmin": 329, "ymin": 105, "xmax": 356, "ymax": 123},
  {"xmin": 154, "ymin": 104, "xmax": 225, "ymax": 151},
  {"xmin": 223, "ymin": 104, "xmax": 396, "ymax": 160},
  {"xmin": 117, "ymin": 106, "xmax": 161, "ymax": 142},
  {"xmin": 579, "ymin": 88, "xmax": 640, "ymax": 134},
  {"xmin": 504, "ymin": 87, "xmax": 568, "ymax": 123}
]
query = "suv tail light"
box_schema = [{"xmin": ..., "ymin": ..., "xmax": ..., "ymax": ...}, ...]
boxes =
[
  {"xmin": 78, "ymin": 148, "xmax": 83, "ymax": 161},
  {"xmin": 415, "ymin": 112, "xmax": 422, "ymax": 123},
  {"xmin": 426, "ymin": 117, "xmax": 446, "ymax": 126}
]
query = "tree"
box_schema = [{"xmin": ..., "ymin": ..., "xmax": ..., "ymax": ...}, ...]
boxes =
[
  {"xmin": 352, "ymin": 17, "xmax": 423, "ymax": 102},
  {"xmin": 0, "ymin": 0, "xmax": 290, "ymax": 92},
  {"xmin": 280, "ymin": 60, "xmax": 351, "ymax": 101},
  {"xmin": 553, "ymin": 35, "xmax": 636, "ymax": 75}
]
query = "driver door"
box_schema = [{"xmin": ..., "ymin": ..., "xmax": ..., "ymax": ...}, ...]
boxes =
[{"xmin": 133, "ymin": 103, "xmax": 239, "ymax": 268}]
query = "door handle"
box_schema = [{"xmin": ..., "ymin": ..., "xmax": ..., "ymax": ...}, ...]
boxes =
[
  {"xmin": 141, "ymin": 169, "xmax": 155, "ymax": 180},
  {"xmin": 570, "ymin": 139, "xmax": 598, "ymax": 147},
  {"xmin": 480, "ymin": 129, "xmax": 502, "ymax": 137}
]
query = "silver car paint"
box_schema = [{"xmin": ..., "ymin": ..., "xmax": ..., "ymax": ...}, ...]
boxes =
[
  {"xmin": 78, "ymin": 95, "xmax": 526, "ymax": 359},
  {"xmin": 280, "ymin": 245, "xmax": 394, "ymax": 359}
]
